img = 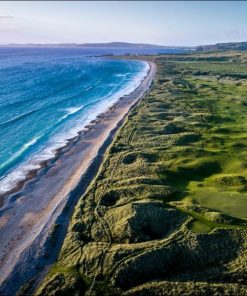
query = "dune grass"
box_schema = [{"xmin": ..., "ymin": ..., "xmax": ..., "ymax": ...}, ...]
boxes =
[
  {"xmin": 105, "ymin": 54, "xmax": 247, "ymax": 232},
  {"xmin": 37, "ymin": 52, "xmax": 247, "ymax": 295}
]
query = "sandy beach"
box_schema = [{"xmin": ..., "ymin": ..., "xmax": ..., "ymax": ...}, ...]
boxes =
[{"xmin": 0, "ymin": 60, "xmax": 156, "ymax": 295}]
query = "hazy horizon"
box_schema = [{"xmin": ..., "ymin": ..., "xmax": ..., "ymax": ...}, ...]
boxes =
[
  {"xmin": 0, "ymin": 41, "xmax": 191, "ymax": 47},
  {"xmin": 0, "ymin": 1, "xmax": 247, "ymax": 46}
]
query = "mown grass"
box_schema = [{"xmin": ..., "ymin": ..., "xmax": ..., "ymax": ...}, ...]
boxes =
[
  {"xmin": 168, "ymin": 204, "xmax": 247, "ymax": 233},
  {"xmin": 164, "ymin": 70, "xmax": 247, "ymax": 221}
]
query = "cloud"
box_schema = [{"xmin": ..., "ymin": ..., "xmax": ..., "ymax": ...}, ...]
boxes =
[{"xmin": 0, "ymin": 15, "xmax": 14, "ymax": 19}]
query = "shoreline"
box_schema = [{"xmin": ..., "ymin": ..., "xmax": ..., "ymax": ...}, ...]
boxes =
[
  {"xmin": 0, "ymin": 60, "xmax": 156, "ymax": 295},
  {"xmin": 0, "ymin": 60, "xmax": 149, "ymax": 205}
]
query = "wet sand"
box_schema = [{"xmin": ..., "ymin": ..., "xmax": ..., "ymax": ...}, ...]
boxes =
[{"xmin": 0, "ymin": 60, "xmax": 156, "ymax": 294}]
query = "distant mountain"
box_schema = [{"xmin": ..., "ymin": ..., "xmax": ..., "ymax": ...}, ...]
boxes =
[
  {"xmin": 196, "ymin": 41, "xmax": 247, "ymax": 51},
  {"xmin": 79, "ymin": 42, "xmax": 188, "ymax": 49},
  {"xmin": 1, "ymin": 42, "xmax": 191, "ymax": 50},
  {"xmin": 3, "ymin": 41, "xmax": 247, "ymax": 52}
]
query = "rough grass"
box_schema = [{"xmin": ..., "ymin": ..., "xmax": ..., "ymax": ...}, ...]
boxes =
[{"xmin": 36, "ymin": 52, "xmax": 247, "ymax": 296}]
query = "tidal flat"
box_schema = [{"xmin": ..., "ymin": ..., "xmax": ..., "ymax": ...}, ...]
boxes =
[{"xmin": 36, "ymin": 52, "xmax": 247, "ymax": 295}]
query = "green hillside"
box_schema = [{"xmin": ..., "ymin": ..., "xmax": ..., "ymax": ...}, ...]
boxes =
[{"xmin": 35, "ymin": 51, "xmax": 247, "ymax": 296}]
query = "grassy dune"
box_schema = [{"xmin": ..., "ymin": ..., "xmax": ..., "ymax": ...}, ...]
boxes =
[{"xmin": 35, "ymin": 52, "xmax": 247, "ymax": 295}]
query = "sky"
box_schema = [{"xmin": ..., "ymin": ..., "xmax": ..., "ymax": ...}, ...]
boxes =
[{"xmin": 0, "ymin": 1, "xmax": 247, "ymax": 46}]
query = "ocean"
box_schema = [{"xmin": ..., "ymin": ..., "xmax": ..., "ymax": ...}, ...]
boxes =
[{"xmin": 0, "ymin": 47, "xmax": 151, "ymax": 194}]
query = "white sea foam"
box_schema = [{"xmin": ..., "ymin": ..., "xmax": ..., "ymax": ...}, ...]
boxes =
[
  {"xmin": 61, "ymin": 105, "xmax": 84, "ymax": 120},
  {"xmin": 0, "ymin": 137, "xmax": 42, "ymax": 193},
  {"xmin": 115, "ymin": 73, "xmax": 127, "ymax": 77},
  {"xmin": 0, "ymin": 137, "xmax": 40, "ymax": 171},
  {"xmin": 0, "ymin": 61, "xmax": 150, "ymax": 195},
  {"xmin": 65, "ymin": 106, "xmax": 84, "ymax": 115},
  {"xmin": 84, "ymin": 80, "xmax": 101, "ymax": 92}
]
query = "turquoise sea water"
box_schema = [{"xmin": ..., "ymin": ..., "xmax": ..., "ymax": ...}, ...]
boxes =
[{"xmin": 0, "ymin": 48, "xmax": 149, "ymax": 193}]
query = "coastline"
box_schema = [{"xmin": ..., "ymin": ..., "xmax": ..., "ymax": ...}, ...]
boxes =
[
  {"xmin": 0, "ymin": 59, "xmax": 149, "ymax": 204},
  {"xmin": 0, "ymin": 60, "xmax": 156, "ymax": 295}
]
